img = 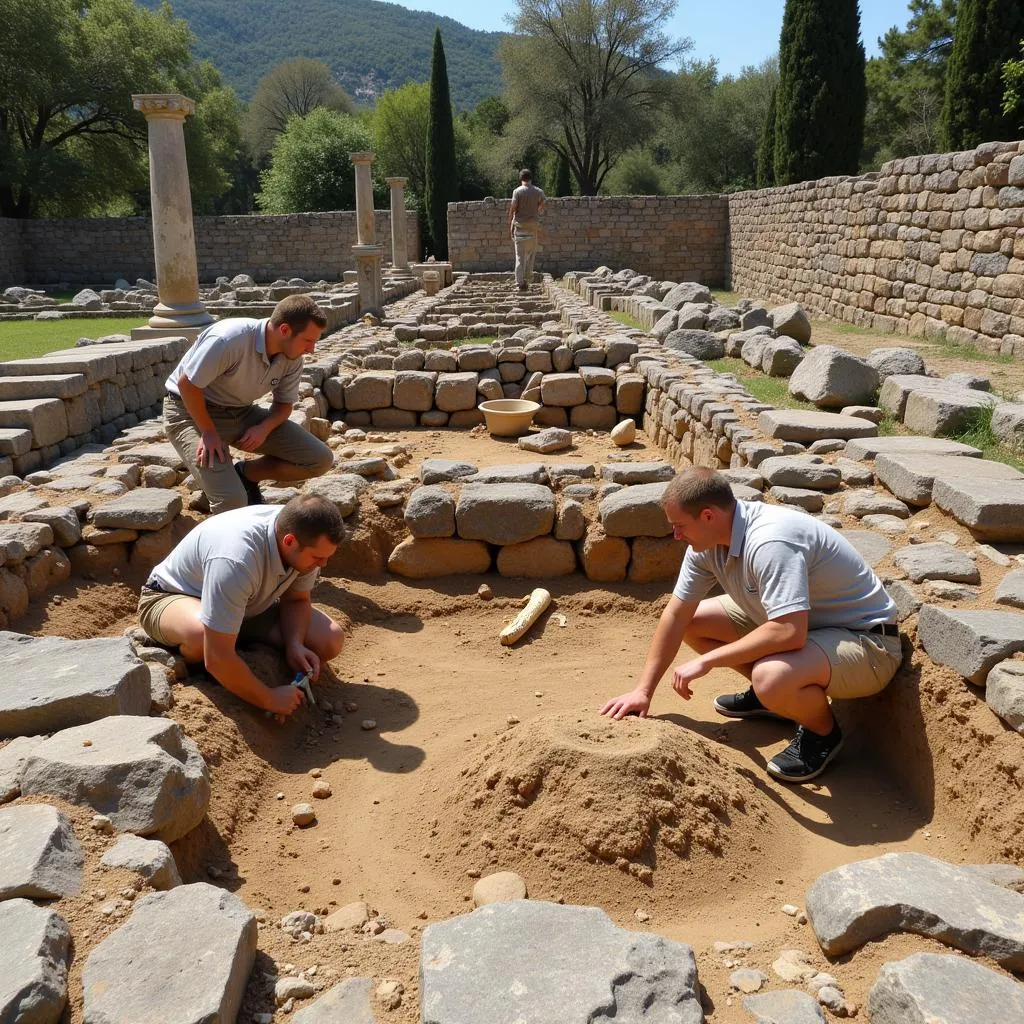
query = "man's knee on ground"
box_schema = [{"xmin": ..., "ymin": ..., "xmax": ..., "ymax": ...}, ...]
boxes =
[{"xmin": 320, "ymin": 620, "xmax": 345, "ymax": 661}]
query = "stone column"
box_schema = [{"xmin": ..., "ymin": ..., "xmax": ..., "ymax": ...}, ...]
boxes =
[
  {"xmin": 131, "ymin": 94, "xmax": 213, "ymax": 333},
  {"xmin": 348, "ymin": 151, "xmax": 383, "ymax": 313},
  {"xmin": 385, "ymin": 177, "xmax": 412, "ymax": 277}
]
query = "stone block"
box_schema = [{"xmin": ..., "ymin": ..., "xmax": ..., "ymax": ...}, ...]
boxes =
[
  {"xmin": 932, "ymin": 477, "xmax": 1024, "ymax": 541},
  {"xmin": 743, "ymin": 990, "xmax": 824, "ymax": 1024},
  {"xmin": 892, "ymin": 542, "xmax": 981, "ymax": 583},
  {"xmin": 22, "ymin": 507, "xmax": 82, "ymax": 547},
  {"xmin": 344, "ymin": 372, "xmax": 394, "ymax": 411},
  {"xmin": 404, "ymin": 486, "xmax": 456, "ymax": 538},
  {"xmin": 0, "ymin": 399, "xmax": 68, "ymax": 448},
  {"xmin": 758, "ymin": 456, "xmax": 841, "ymax": 490},
  {"xmin": 519, "ymin": 428, "xmax": 572, "ymax": 454},
  {"xmin": 628, "ymin": 536, "xmax": 685, "ymax": 582},
  {"xmin": 456, "ymin": 484, "xmax": 555, "ymax": 545},
  {"xmin": 292, "ymin": 978, "xmax": 376, "ymax": 1024},
  {"xmin": 0, "ymin": 899, "xmax": 71, "ymax": 1024},
  {"xmin": 844, "ymin": 435, "xmax": 982, "ymax": 462},
  {"xmin": 600, "ymin": 462, "xmax": 675, "ymax": 485},
  {"xmin": 420, "ymin": 459, "xmax": 477, "ymax": 484},
  {"xmin": 0, "ymin": 522, "xmax": 52, "ymax": 558},
  {"xmin": 0, "ymin": 804, "xmax": 83, "ymax": 901},
  {"xmin": 990, "ymin": 402, "xmax": 1024, "ymax": 450},
  {"xmin": 918, "ymin": 604, "xmax": 1024, "ymax": 683},
  {"xmin": 578, "ymin": 524, "xmax": 630, "ymax": 581},
  {"xmin": 387, "ymin": 537, "xmax": 491, "ymax": 578},
  {"xmin": 0, "ymin": 428, "xmax": 32, "ymax": 456},
  {"xmin": 769, "ymin": 486, "xmax": 824, "ymax": 511},
  {"xmin": 90, "ymin": 489, "xmax": 182, "ymax": 531},
  {"xmin": 842, "ymin": 489, "xmax": 911, "ymax": 518},
  {"xmin": 664, "ymin": 329, "xmax": 724, "ymax": 360},
  {"xmin": 985, "ymin": 660, "xmax": 1024, "ymax": 732},
  {"xmin": 303, "ymin": 473, "xmax": 368, "ymax": 517},
  {"xmin": 541, "ymin": 373, "xmax": 586, "ymax": 407},
  {"xmin": 903, "ymin": 387, "xmax": 1000, "ymax": 436},
  {"xmin": 788, "ymin": 346, "xmax": 879, "ymax": 408},
  {"xmin": 874, "ymin": 453, "xmax": 1022, "ymax": 506},
  {"xmin": 100, "ymin": 834, "xmax": 181, "ymax": 890},
  {"xmin": 435, "ymin": 372, "xmax": 478, "ymax": 412},
  {"xmin": 761, "ymin": 337, "xmax": 804, "ymax": 376},
  {"xmin": 600, "ymin": 482, "xmax": 672, "ymax": 537},
  {"xmin": 496, "ymin": 537, "xmax": 576, "ymax": 577},
  {"xmin": 758, "ymin": 409, "xmax": 877, "ymax": 442},
  {"xmin": 994, "ymin": 569, "xmax": 1024, "ymax": 609}
]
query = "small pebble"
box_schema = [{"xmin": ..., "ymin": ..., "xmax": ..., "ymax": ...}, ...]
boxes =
[
  {"xmin": 344, "ymin": 701, "xmax": 358, "ymax": 713},
  {"xmin": 782, "ymin": 904, "xmax": 799, "ymax": 917},
  {"xmin": 634, "ymin": 909, "xmax": 650, "ymax": 922},
  {"xmin": 275, "ymin": 792, "xmax": 285, "ymax": 801},
  {"xmin": 477, "ymin": 583, "xmax": 493, "ymax": 600},
  {"xmin": 91, "ymin": 814, "xmax": 113, "ymax": 834},
  {"xmin": 291, "ymin": 803, "xmax": 316, "ymax": 827},
  {"xmin": 361, "ymin": 719, "xmax": 377, "ymax": 730},
  {"xmin": 312, "ymin": 781, "xmax": 332, "ymax": 799}
]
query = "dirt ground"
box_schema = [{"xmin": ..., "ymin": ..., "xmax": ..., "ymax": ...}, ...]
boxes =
[{"xmin": 13, "ymin": 419, "xmax": 1023, "ymax": 1023}]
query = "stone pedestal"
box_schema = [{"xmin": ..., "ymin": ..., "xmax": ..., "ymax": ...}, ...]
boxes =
[
  {"xmin": 354, "ymin": 245, "xmax": 384, "ymax": 314},
  {"xmin": 385, "ymin": 177, "xmax": 413, "ymax": 278},
  {"xmin": 130, "ymin": 94, "xmax": 213, "ymax": 335}
]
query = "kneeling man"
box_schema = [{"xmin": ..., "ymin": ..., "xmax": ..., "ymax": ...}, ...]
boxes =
[
  {"xmin": 138, "ymin": 493, "xmax": 346, "ymax": 718},
  {"xmin": 601, "ymin": 467, "xmax": 902, "ymax": 782}
]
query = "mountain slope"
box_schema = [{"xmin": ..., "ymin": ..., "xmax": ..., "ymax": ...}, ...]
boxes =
[{"xmin": 147, "ymin": 0, "xmax": 506, "ymax": 107}]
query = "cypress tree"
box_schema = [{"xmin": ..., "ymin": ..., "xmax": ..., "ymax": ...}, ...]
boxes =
[
  {"xmin": 424, "ymin": 28, "xmax": 458, "ymax": 259},
  {"xmin": 773, "ymin": 0, "xmax": 866, "ymax": 186},
  {"xmin": 942, "ymin": 0, "xmax": 1024, "ymax": 150},
  {"xmin": 756, "ymin": 86, "xmax": 777, "ymax": 188},
  {"xmin": 554, "ymin": 151, "xmax": 573, "ymax": 196}
]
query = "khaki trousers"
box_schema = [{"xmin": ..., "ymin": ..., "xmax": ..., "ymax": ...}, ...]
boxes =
[{"xmin": 513, "ymin": 220, "xmax": 539, "ymax": 287}]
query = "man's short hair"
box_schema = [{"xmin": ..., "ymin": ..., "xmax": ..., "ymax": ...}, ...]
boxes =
[
  {"xmin": 270, "ymin": 294, "xmax": 328, "ymax": 333},
  {"xmin": 276, "ymin": 494, "xmax": 346, "ymax": 547},
  {"xmin": 662, "ymin": 467, "xmax": 736, "ymax": 516},
  {"xmin": 519, "ymin": 169, "xmax": 532, "ymax": 182}
]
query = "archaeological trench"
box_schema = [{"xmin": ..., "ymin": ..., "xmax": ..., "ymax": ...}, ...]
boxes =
[{"xmin": 2, "ymin": 260, "xmax": 1024, "ymax": 1024}]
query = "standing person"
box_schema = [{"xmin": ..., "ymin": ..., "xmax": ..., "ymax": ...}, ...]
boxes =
[
  {"xmin": 600, "ymin": 468, "xmax": 902, "ymax": 783},
  {"xmin": 508, "ymin": 169, "xmax": 546, "ymax": 292},
  {"xmin": 164, "ymin": 294, "xmax": 334, "ymax": 514},
  {"xmin": 137, "ymin": 494, "xmax": 346, "ymax": 719}
]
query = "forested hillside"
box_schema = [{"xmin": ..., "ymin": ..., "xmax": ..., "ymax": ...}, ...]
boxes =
[{"xmin": 143, "ymin": 0, "xmax": 505, "ymax": 107}]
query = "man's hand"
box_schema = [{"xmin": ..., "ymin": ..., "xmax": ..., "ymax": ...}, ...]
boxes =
[
  {"xmin": 286, "ymin": 642, "xmax": 321, "ymax": 682},
  {"xmin": 196, "ymin": 429, "xmax": 227, "ymax": 467},
  {"xmin": 265, "ymin": 683, "xmax": 304, "ymax": 720},
  {"xmin": 600, "ymin": 688, "xmax": 651, "ymax": 720},
  {"xmin": 671, "ymin": 657, "xmax": 709, "ymax": 700},
  {"xmin": 236, "ymin": 421, "xmax": 271, "ymax": 453}
]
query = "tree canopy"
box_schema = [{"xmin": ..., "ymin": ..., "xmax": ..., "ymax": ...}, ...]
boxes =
[
  {"xmin": 425, "ymin": 30, "xmax": 458, "ymax": 259},
  {"xmin": 372, "ymin": 82, "xmax": 430, "ymax": 199}
]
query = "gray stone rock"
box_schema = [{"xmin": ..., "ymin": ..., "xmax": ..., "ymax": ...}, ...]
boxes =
[
  {"xmin": 304, "ymin": 473, "xmax": 369, "ymax": 516},
  {"xmin": 117, "ymin": 443, "xmax": 185, "ymax": 470},
  {"xmin": 467, "ymin": 463, "xmax": 548, "ymax": 485},
  {"xmin": 770, "ymin": 486, "xmax": 825, "ymax": 511},
  {"xmin": 919, "ymin": 604, "xmax": 1024, "ymax": 683},
  {"xmin": 769, "ymin": 302, "xmax": 812, "ymax": 344},
  {"xmin": 877, "ymin": 374, "xmax": 943, "ymax": 419},
  {"xmin": 903, "ymin": 387, "xmax": 1001, "ymax": 437},
  {"xmin": 292, "ymin": 978, "xmax": 376, "ymax": 1023},
  {"xmin": 835, "ymin": 457, "xmax": 875, "ymax": 486},
  {"xmin": 719, "ymin": 467, "xmax": 764, "ymax": 490},
  {"xmin": 420, "ymin": 901, "xmax": 702, "ymax": 1024},
  {"xmin": 933, "ymin": 477, "xmax": 1024, "ymax": 542},
  {"xmin": 808, "ymin": 852, "xmax": 1024, "ymax": 967},
  {"xmin": 991, "ymin": 403, "xmax": 1024, "ymax": 451},
  {"xmin": 893, "ymin": 543, "xmax": 981, "ymax": 584},
  {"xmin": 662, "ymin": 281, "xmax": 712, "ymax": 308},
  {"xmin": 345, "ymin": 372, "xmax": 394, "ymax": 410},
  {"xmin": 843, "ymin": 530, "xmax": 892, "ymax": 567},
  {"xmin": 758, "ymin": 409, "xmax": 876, "ymax": 442},
  {"xmin": 0, "ymin": 736, "xmax": 41, "ymax": 802},
  {"xmin": 21, "ymin": 507, "xmax": 81, "ymax": 547},
  {"xmin": 664, "ymin": 329, "xmax": 724, "ymax": 360},
  {"xmin": 540, "ymin": 373, "xmax": 587, "ymax": 407},
  {"xmin": 0, "ymin": 521, "xmax": 52, "ymax": 558},
  {"xmin": 946, "ymin": 372, "xmax": 991, "ymax": 391},
  {"xmin": 923, "ymin": 579, "xmax": 978, "ymax": 601},
  {"xmin": 405, "ymin": 486, "xmax": 456, "ymax": 538},
  {"xmin": 743, "ymin": 990, "xmax": 825, "ymax": 1024},
  {"xmin": 0, "ymin": 804, "xmax": 82, "ymax": 901},
  {"xmin": 0, "ymin": 899, "xmax": 71, "ymax": 1024},
  {"xmin": 845, "ymin": 435, "xmax": 982, "ymax": 462},
  {"xmin": 420, "ymin": 459, "xmax": 477, "ymax": 484},
  {"xmin": 995, "ymin": 569, "xmax": 1024, "ymax": 609},
  {"xmin": 599, "ymin": 462, "xmax": 676, "ymax": 485},
  {"xmin": 967, "ymin": 863, "xmax": 1024, "ymax": 892},
  {"xmin": 886, "ymin": 579, "xmax": 922, "ymax": 620},
  {"xmin": 867, "ymin": 347, "xmax": 927, "ymax": 380},
  {"xmin": 0, "ymin": 633, "xmax": 150, "ymax": 738},
  {"xmin": 332, "ymin": 456, "xmax": 389, "ymax": 478},
  {"xmin": 761, "ymin": 337, "xmax": 805, "ymax": 376},
  {"xmin": 788, "ymin": 346, "xmax": 879, "ymax": 408},
  {"xmin": 862, "ymin": 513, "xmax": 909, "ymax": 535},
  {"xmin": 867, "ymin": 952, "xmax": 1024, "ymax": 1024},
  {"xmin": 874, "ymin": 453, "xmax": 1022, "ymax": 507},
  {"xmin": 985, "ymin": 660, "xmax": 1024, "ymax": 732},
  {"xmin": 519, "ymin": 428, "xmax": 572, "ymax": 454},
  {"xmin": 758, "ymin": 456, "xmax": 840, "ymax": 490},
  {"xmin": 100, "ymin": 834, "xmax": 181, "ymax": 890},
  {"xmin": 842, "ymin": 490, "xmax": 911, "ymax": 519},
  {"xmin": 651, "ymin": 310, "xmax": 678, "ymax": 340},
  {"xmin": 456, "ymin": 484, "xmax": 554, "ymax": 545},
  {"xmin": 83, "ymin": 883, "xmax": 256, "ymax": 1024},
  {"xmin": 21, "ymin": 716, "xmax": 210, "ymax": 843},
  {"xmin": 90, "ymin": 489, "xmax": 182, "ymax": 531},
  {"xmin": 600, "ymin": 482, "xmax": 672, "ymax": 537},
  {"xmin": 740, "ymin": 307, "xmax": 771, "ymax": 330}
]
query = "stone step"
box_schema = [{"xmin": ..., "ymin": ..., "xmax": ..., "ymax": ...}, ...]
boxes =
[
  {"xmin": 918, "ymin": 604, "xmax": 1024, "ymax": 683},
  {"xmin": 932, "ymin": 477, "xmax": 1024, "ymax": 541},
  {"xmin": 758, "ymin": 409, "xmax": 878, "ymax": 442},
  {"xmin": 845, "ymin": 435, "xmax": 983, "ymax": 462},
  {"xmin": 0, "ymin": 374, "xmax": 88, "ymax": 401},
  {"xmin": 874, "ymin": 452, "xmax": 1024, "ymax": 506}
]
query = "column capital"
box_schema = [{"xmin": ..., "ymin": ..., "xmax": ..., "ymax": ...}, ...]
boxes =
[
  {"xmin": 385, "ymin": 177, "xmax": 408, "ymax": 189},
  {"xmin": 348, "ymin": 151, "xmax": 375, "ymax": 165},
  {"xmin": 132, "ymin": 93, "xmax": 195, "ymax": 120}
]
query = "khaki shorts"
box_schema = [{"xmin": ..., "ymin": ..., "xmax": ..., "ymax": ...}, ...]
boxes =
[
  {"xmin": 137, "ymin": 586, "xmax": 280, "ymax": 647},
  {"xmin": 717, "ymin": 595, "xmax": 903, "ymax": 699}
]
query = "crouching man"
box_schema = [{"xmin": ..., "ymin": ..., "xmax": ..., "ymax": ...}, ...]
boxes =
[
  {"xmin": 601, "ymin": 467, "xmax": 902, "ymax": 783},
  {"xmin": 137, "ymin": 494, "xmax": 346, "ymax": 718}
]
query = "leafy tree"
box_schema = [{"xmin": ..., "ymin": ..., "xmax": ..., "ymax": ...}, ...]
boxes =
[
  {"xmin": 942, "ymin": 0, "xmax": 1024, "ymax": 149},
  {"xmin": 500, "ymin": 0, "xmax": 690, "ymax": 196},
  {"xmin": 425, "ymin": 29, "xmax": 458, "ymax": 259},
  {"xmin": 603, "ymin": 148, "xmax": 666, "ymax": 195},
  {"xmin": 756, "ymin": 85, "xmax": 776, "ymax": 187},
  {"xmin": 774, "ymin": 0, "xmax": 866, "ymax": 185},
  {"xmin": 0, "ymin": 0, "xmax": 196, "ymax": 217},
  {"xmin": 245, "ymin": 57, "xmax": 354, "ymax": 159},
  {"xmin": 256, "ymin": 107, "xmax": 372, "ymax": 212},
  {"xmin": 554, "ymin": 151, "xmax": 573, "ymax": 196},
  {"xmin": 1005, "ymin": 39, "xmax": 1024, "ymax": 127},
  {"xmin": 372, "ymin": 82, "xmax": 430, "ymax": 198}
]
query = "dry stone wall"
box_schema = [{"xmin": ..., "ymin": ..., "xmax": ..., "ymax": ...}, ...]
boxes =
[
  {"xmin": 2, "ymin": 211, "xmax": 421, "ymax": 287},
  {"xmin": 729, "ymin": 140, "xmax": 1024, "ymax": 356},
  {"xmin": 447, "ymin": 196, "xmax": 729, "ymax": 283}
]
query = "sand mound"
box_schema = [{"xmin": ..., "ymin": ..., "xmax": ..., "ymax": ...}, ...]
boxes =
[{"xmin": 437, "ymin": 711, "xmax": 778, "ymax": 889}]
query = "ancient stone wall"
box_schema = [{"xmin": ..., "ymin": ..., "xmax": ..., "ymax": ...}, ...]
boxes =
[
  {"xmin": 729, "ymin": 140, "xmax": 1024, "ymax": 356},
  {"xmin": 447, "ymin": 196, "xmax": 730, "ymax": 283},
  {"xmin": 3, "ymin": 211, "xmax": 421, "ymax": 287}
]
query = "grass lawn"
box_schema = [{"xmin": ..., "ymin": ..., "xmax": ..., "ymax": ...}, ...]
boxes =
[
  {"xmin": 608, "ymin": 310, "xmax": 645, "ymax": 331},
  {"xmin": 705, "ymin": 357, "xmax": 820, "ymax": 412},
  {"xmin": 0, "ymin": 316, "xmax": 149, "ymax": 361}
]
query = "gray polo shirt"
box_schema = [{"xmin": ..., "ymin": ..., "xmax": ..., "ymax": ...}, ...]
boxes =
[
  {"xmin": 511, "ymin": 184, "xmax": 545, "ymax": 224},
  {"xmin": 673, "ymin": 501, "xmax": 895, "ymax": 630},
  {"xmin": 165, "ymin": 317, "xmax": 303, "ymax": 408},
  {"xmin": 148, "ymin": 505, "xmax": 318, "ymax": 636}
]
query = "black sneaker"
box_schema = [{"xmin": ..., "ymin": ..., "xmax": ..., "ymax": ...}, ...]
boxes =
[
  {"xmin": 713, "ymin": 686, "xmax": 789, "ymax": 721},
  {"xmin": 234, "ymin": 460, "xmax": 263, "ymax": 505},
  {"xmin": 767, "ymin": 723, "xmax": 844, "ymax": 783}
]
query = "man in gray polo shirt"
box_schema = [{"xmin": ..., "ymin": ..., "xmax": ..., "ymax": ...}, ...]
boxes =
[
  {"xmin": 601, "ymin": 467, "xmax": 902, "ymax": 783},
  {"xmin": 165, "ymin": 294, "xmax": 334, "ymax": 515},
  {"xmin": 137, "ymin": 493, "xmax": 346, "ymax": 719},
  {"xmin": 508, "ymin": 169, "xmax": 545, "ymax": 292}
]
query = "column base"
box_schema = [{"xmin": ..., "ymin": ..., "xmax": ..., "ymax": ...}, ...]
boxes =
[{"xmin": 147, "ymin": 300, "xmax": 215, "ymax": 331}]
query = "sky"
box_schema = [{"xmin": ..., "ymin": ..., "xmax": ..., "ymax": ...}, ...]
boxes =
[{"xmin": 392, "ymin": 0, "xmax": 909, "ymax": 77}]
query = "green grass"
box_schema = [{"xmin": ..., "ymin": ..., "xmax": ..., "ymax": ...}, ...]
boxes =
[
  {"xmin": 0, "ymin": 316, "xmax": 149, "ymax": 360},
  {"xmin": 830, "ymin": 322, "xmax": 882, "ymax": 337},
  {"xmin": 398, "ymin": 334, "xmax": 501, "ymax": 349},
  {"xmin": 705, "ymin": 356, "xmax": 819, "ymax": 411},
  {"xmin": 949, "ymin": 406, "xmax": 1024, "ymax": 472},
  {"xmin": 711, "ymin": 289, "xmax": 744, "ymax": 307},
  {"xmin": 920, "ymin": 335, "xmax": 1014, "ymax": 365},
  {"xmin": 608, "ymin": 310, "xmax": 645, "ymax": 331}
]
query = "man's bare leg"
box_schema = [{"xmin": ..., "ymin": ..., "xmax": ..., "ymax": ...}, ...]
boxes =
[
  {"xmin": 750, "ymin": 644, "xmax": 834, "ymax": 735},
  {"xmin": 267, "ymin": 607, "xmax": 345, "ymax": 665},
  {"xmin": 154, "ymin": 597, "xmax": 205, "ymax": 663}
]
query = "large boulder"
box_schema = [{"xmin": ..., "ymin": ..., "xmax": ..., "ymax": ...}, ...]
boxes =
[
  {"xmin": 662, "ymin": 281, "xmax": 712, "ymax": 309},
  {"xmin": 304, "ymin": 473, "xmax": 369, "ymax": 517},
  {"xmin": 388, "ymin": 537, "xmax": 491, "ymax": 578},
  {"xmin": 599, "ymin": 482, "xmax": 672, "ymax": 537},
  {"xmin": 664, "ymin": 329, "xmax": 724, "ymax": 361},
  {"xmin": 918, "ymin": 604, "xmax": 1024, "ymax": 683},
  {"xmin": 788, "ymin": 346, "xmax": 879, "ymax": 408},
  {"xmin": 867, "ymin": 347, "xmax": 926, "ymax": 381},
  {"xmin": 769, "ymin": 302, "xmax": 811, "ymax": 344}
]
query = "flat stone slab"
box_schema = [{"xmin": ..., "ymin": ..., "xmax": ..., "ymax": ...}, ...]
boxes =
[
  {"xmin": 420, "ymin": 459, "xmax": 477, "ymax": 484},
  {"xmin": 101, "ymin": 834, "xmax": 181, "ymax": 890},
  {"xmin": 903, "ymin": 386, "xmax": 1000, "ymax": 436},
  {"xmin": 466, "ymin": 463, "xmax": 549, "ymax": 485},
  {"xmin": 0, "ymin": 632, "xmax": 150, "ymax": 738},
  {"xmin": 83, "ymin": 883, "xmax": 256, "ymax": 1024},
  {"xmin": 456, "ymin": 483, "xmax": 554, "ymax": 545},
  {"xmin": 918, "ymin": 604, "xmax": 1024, "ymax": 683},
  {"xmin": 304, "ymin": 473, "xmax": 369, "ymax": 517},
  {"xmin": 0, "ymin": 898, "xmax": 71, "ymax": 1024},
  {"xmin": 892, "ymin": 543, "xmax": 981, "ymax": 584},
  {"xmin": 116, "ymin": 443, "xmax": 185, "ymax": 470},
  {"xmin": 805, "ymin": 852, "xmax": 1024, "ymax": 967},
  {"xmin": 867, "ymin": 952, "xmax": 1024, "ymax": 1024},
  {"xmin": 600, "ymin": 482, "xmax": 673, "ymax": 537},
  {"xmin": 985, "ymin": 660, "xmax": 1024, "ymax": 732},
  {"xmin": 758, "ymin": 456, "xmax": 840, "ymax": 490},
  {"xmin": 844, "ymin": 435, "xmax": 982, "ymax": 462},
  {"xmin": 757, "ymin": 409, "xmax": 877, "ymax": 442},
  {"xmin": 0, "ymin": 427, "xmax": 32, "ymax": 456},
  {"xmin": 743, "ymin": 990, "xmax": 825, "ymax": 1023},
  {"xmin": 0, "ymin": 804, "xmax": 83, "ymax": 900},
  {"xmin": 842, "ymin": 530, "xmax": 893, "ymax": 567},
  {"xmin": 0, "ymin": 399, "xmax": 68, "ymax": 448},
  {"xmin": 933, "ymin": 477, "xmax": 1024, "ymax": 541},
  {"xmin": 599, "ymin": 461, "xmax": 676, "ymax": 485},
  {"xmin": 420, "ymin": 901, "xmax": 702, "ymax": 1024},
  {"xmin": 292, "ymin": 978, "xmax": 376, "ymax": 1023},
  {"xmin": 518, "ymin": 428, "xmax": 572, "ymax": 454},
  {"xmin": 90, "ymin": 489, "xmax": 182, "ymax": 531},
  {"xmin": 21, "ymin": 716, "xmax": 210, "ymax": 843},
  {"xmin": 874, "ymin": 452, "xmax": 1023, "ymax": 506}
]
